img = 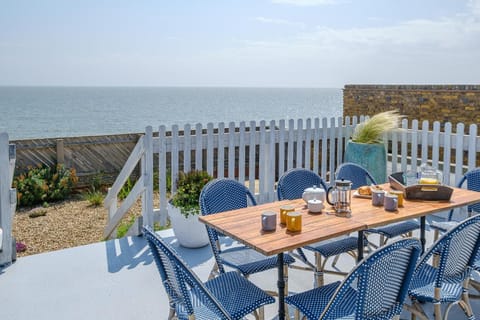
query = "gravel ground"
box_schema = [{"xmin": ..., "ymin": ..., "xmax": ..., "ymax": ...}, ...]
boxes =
[{"xmin": 12, "ymin": 195, "xmax": 145, "ymax": 258}]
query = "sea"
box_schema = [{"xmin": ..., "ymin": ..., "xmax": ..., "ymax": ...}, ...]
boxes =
[{"xmin": 0, "ymin": 86, "xmax": 343, "ymax": 140}]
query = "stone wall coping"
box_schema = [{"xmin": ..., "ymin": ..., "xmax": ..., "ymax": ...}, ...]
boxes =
[{"xmin": 344, "ymin": 84, "xmax": 480, "ymax": 91}]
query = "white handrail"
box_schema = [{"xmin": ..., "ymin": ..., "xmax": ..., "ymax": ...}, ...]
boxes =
[{"xmin": 0, "ymin": 133, "xmax": 16, "ymax": 266}]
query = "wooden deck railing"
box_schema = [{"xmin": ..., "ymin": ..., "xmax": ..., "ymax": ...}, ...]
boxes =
[{"xmin": 103, "ymin": 116, "xmax": 480, "ymax": 238}]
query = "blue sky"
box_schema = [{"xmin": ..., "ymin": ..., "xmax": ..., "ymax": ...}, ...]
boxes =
[{"xmin": 1, "ymin": 0, "xmax": 479, "ymax": 87}]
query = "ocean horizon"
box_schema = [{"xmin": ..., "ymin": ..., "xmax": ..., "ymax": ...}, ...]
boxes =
[{"xmin": 0, "ymin": 86, "xmax": 343, "ymax": 140}]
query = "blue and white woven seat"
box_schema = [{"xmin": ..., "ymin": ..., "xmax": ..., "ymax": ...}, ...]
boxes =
[
  {"xmin": 200, "ymin": 178, "xmax": 295, "ymax": 293},
  {"xmin": 143, "ymin": 226, "xmax": 275, "ymax": 320},
  {"xmin": 285, "ymin": 238, "xmax": 421, "ymax": 320},
  {"xmin": 430, "ymin": 167, "xmax": 480, "ymax": 241},
  {"xmin": 405, "ymin": 215, "xmax": 480, "ymax": 320},
  {"xmin": 336, "ymin": 162, "xmax": 420, "ymax": 247},
  {"xmin": 277, "ymin": 168, "xmax": 365, "ymax": 287}
]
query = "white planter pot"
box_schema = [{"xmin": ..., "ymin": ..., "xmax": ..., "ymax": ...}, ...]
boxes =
[{"xmin": 168, "ymin": 203, "xmax": 209, "ymax": 248}]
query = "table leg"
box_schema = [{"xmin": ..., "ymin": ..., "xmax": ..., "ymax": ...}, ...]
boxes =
[
  {"xmin": 357, "ymin": 230, "xmax": 364, "ymax": 262},
  {"xmin": 277, "ymin": 252, "xmax": 285, "ymax": 320},
  {"xmin": 420, "ymin": 216, "xmax": 426, "ymax": 254}
]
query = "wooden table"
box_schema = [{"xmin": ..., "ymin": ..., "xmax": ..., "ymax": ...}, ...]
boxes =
[{"xmin": 199, "ymin": 186, "xmax": 480, "ymax": 320}]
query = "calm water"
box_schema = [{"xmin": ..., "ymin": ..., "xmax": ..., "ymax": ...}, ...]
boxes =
[{"xmin": 0, "ymin": 86, "xmax": 342, "ymax": 140}]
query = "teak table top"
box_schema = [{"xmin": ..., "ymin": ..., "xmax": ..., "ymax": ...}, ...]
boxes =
[{"xmin": 199, "ymin": 185, "xmax": 480, "ymax": 256}]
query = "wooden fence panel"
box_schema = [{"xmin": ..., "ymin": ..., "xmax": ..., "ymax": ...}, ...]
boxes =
[{"xmin": 12, "ymin": 133, "xmax": 142, "ymax": 187}]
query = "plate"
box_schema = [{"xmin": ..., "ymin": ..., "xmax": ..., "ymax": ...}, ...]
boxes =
[{"xmin": 353, "ymin": 191, "xmax": 371, "ymax": 199}]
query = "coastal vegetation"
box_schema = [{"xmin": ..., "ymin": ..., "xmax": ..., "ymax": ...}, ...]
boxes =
[{"xmin": 13, "ymin": 164, "xmax": 78, "ymax": 207}]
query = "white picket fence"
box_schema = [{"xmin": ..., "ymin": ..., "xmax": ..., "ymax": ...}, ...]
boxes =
[
  {"xmin": 0, "ymin": 132, "xmax": 17, "ymax": 266},
  {"xmin": 103, "ymin": 116, "xmax": 480, "ymax": 239}
]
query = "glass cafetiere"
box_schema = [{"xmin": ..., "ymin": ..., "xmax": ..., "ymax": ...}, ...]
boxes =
[{"xmin": 327, "ymin": 179, "xmax": 352, "ymax": 217}]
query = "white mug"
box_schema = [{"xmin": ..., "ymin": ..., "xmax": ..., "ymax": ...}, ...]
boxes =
[
  {"xmin": 261, "ymin": 211, "xmax": 277, "ymax": 231},
  {"xmin": 384, "ymin": 194, "xmax": 398, "ymax": 212},
  {"xmin": 372, "ymin": 189, "xmax": 385, "ymax": 206}
]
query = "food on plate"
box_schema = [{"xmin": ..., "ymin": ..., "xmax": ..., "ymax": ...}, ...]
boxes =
[{"xmin": 358, "ymin": 186, "xmax": 372, "ymax": 195}]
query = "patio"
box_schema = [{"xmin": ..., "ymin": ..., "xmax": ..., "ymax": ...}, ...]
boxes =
[{"xmin": 2, "ymin": 227, "xmax": 480, "ymax": 319}]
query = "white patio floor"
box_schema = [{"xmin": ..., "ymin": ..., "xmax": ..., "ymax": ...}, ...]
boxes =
[{"xmin": 1, "ymin": 227, "xmax": 480, "ymax": 320}]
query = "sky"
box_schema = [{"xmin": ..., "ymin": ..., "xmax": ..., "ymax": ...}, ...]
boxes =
[{"xmin": 1, "ymin": 0, "xmax": 479, "ymax": 88}]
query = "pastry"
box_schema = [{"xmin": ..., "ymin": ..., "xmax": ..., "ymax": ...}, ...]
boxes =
[{"xmin": 358, "ymin": 186, "xmax": 372, "ymax": 195}]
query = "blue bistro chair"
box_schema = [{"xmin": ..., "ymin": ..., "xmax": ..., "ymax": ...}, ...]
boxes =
[
  {"xmin": 143, "ymin": 226, "xmax": 275, "ymax": 320},
  {"xmin": 405, "ymin": 215, "xmax": 480, "ymax": 320},
  {"xmin": 430, "ymin": 167, "xmax": 480, "ymax": 241},
  {"xmin": 277, "ymin": 168, "xmax": 364, "ymax": 287},
  {"xmin": 285, "ymin": 238, "xmax": 421, "ymax": 320},
  {"xmin": 200, "ymin": 178, "xmax": 295, "ymax": 294},
  {"xmin": 336, "ymin": 162, "xmax": 420, "ymax": 247}
]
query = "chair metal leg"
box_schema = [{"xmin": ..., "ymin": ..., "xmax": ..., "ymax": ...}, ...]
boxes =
[
  {"xmin": 167, "ymin": 307, "xmax": 176, "ymax": 320},
  {"xmin": 331, "ymin": 253, "xmax": 341, "ymax": 268},
  {"xmin": 469, "ymin": 277, "xmax": 480, "ymax": 300},
  {"xmin": 404, "ymin": 300, "xmax": 429, "ymax": 320},
  {"xmin": 283, "ymin": 264, "xmax": 289, "ymax": 316},
  {"xmin": 254, "ymin": 306, "xmax": 265, "ymax": 320},
  {"xmin": 460, "ymin": 281, "xmax": 475, "ymax": 319},
  {"xmin": 314, "ymin": 252, "xmax": 324, "ymax": 287},
  {"xmin": 379, "ymin": 234, "xmax": 388, "ymax": 247},
  {"xmin": 433, "ymin": 302, "xmax": 442, "ymax": 320},
  {"xmin": 432, "ymin": 252, "xmax": 440, "ymax": 268},
  {"xmin": 208, "ymin": 263, "xmax": 220, "ymax": 280},
  {"xmin": 294, "ymin": 309, "xmax": 300, "ymax": 320},
  {"xmin": 433, "ymin": 287, "xmax": 442, "ymax": 320}
]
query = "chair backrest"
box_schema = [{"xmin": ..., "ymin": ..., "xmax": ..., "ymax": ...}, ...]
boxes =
[
  {"xmin": 335, "ymin": 162, "xmax": 377, "ymax": 189},
  {"xmin": 447, "ymin": 167, "xmax": 480, "ymax": 220},
  {"xmin": 320, "ymin": 238, "xmax": 421, "ymax": 320},
  {"xmin": 143, "ymin": 226, "xmax": 232, "ymax": 319},
  {"xmin": 200, "ymin": 178, "xmax": 257, "ymax": 216},
  {"xmin": 464, "ymin": 168, "xmax": 480, "ymax": 213},
  {"xmin": 413, "ymin": 215, "xmax": 480, "ymax": 291},
  {"xmin": 277, "ymin": 168, "xmax": 328, "ymax": 200}
]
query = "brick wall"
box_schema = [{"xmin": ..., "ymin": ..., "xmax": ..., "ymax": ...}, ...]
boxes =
[{"xmin": 343, "ymin": 85, "xmax": 480, "ymax": 126}]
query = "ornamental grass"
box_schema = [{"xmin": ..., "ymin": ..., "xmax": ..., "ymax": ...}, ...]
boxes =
[{"xmin": 351, "ymin": 110, "xmax": 403, "ymax": 144}]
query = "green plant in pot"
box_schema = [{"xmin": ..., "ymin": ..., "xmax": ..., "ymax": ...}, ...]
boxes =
[
  {"xmin": 344, "ymin": 110, "xmax": 403, "ymax": 183},
  {"xmin": 169, "ymin": 170, "xmax": 213, "ymax": 248}
]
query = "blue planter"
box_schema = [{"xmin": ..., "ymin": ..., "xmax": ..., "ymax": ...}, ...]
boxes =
[{"xmin": 344, "ymin": 141, "xmax": 387, "ymax": 184}]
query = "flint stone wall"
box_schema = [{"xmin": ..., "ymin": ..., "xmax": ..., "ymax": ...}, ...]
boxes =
[{"xmin": 343, "ymin": 84, "xmax": 480, "ymax": 127}]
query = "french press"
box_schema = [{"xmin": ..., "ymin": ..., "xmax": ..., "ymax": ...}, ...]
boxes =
[{"xmin": 327, "ymin": 179, "xmax": 352, "ymax": 217}]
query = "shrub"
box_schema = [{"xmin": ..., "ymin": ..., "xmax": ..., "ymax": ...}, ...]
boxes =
[
  {"xmin": 170, "ymin": 170, "xmax": 213, "ymax": 218},
  {"xmin": 14, "ymin": 164, "xmax": 78, "ymax": 207}
]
